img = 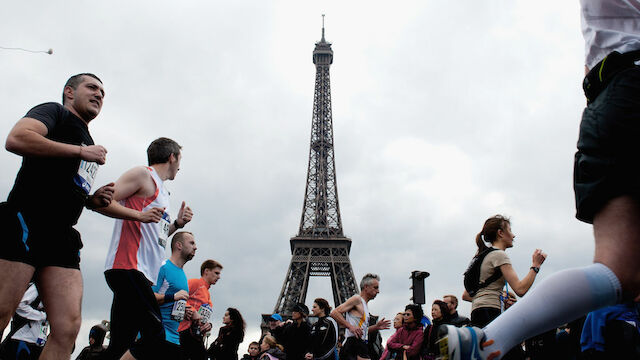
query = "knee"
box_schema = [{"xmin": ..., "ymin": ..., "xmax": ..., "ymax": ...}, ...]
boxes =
[
  {"xmin": 49, "ymin": 314, "xmax": 82, "ymax": 343},
  {"xmin": 0, "ymin": 305, "xmax": 18, "ymax": 329}
]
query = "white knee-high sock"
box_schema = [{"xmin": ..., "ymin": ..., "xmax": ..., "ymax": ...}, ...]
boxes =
[{"xmin": 482, "ymin": 263, "xmax": 622, "ymax": 358}]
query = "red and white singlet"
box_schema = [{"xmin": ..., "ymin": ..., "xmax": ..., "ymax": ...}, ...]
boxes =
[{"xmin": 104, "ymin": 167, "xmax": 171, "ymax": 284}]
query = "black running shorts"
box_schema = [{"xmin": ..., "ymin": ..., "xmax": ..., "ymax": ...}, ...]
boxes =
[
  {"xmin": 574, "ymin": 66, "xmax": 640, "ymax": 223},
  {"xmin": 0, "ymin": 202, "xmax": 82, "ymax": 269},
  {"xmin": 340, "ymin": 337, "xmax": 370, "ymax": 360}
]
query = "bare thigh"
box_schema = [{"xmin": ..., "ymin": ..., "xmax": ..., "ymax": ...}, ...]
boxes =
[
  {"xmin": 36, "ymin": 266, "xmax": 83, "ymax": 335},
  {"xmin": 0, "ymin": 259, "xmax": 35, "ymax": 327},
  {"xmin": 593, "ymin": 196, "xmax": 640, "ymax": 299}
]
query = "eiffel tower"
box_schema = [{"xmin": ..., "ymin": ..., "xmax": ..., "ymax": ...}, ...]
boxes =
[{"xmin": 272, "ymin": 18, "xmax": 359, "ymax": 317}]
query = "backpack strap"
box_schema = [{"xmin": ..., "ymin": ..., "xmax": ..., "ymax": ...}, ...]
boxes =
[{"xmin": 478, "ymin": 267, "xmax": 503, "ymax": 290}]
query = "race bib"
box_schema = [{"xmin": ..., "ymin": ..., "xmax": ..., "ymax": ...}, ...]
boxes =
[
  {"xmin": 74, "ymin": 159, "xmax": 99, "ymax": 195},
  {"xmin": 198, "ymin": 304, "xmax": 212, "ymax": 324},
  {"xmin": 171, "ymin": 299, "xmax": 187, "ymax": 321},
  {"xmin": 158, "ymin": 212, "xmax": 171, "ymax": 248},
  {"xmin": 36, "ymin": 321, "xmax": 49, "ymax": 347}
]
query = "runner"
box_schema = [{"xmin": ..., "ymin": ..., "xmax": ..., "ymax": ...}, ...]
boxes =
[
  {"xmin": 0, "ymin": 283, "xmax": 48, "ymax": 360},
  {"xmin": 439, "ymin": 2, "xmax": 640, "ymax": 359},
  {"xmin": 120, "ymin": 231, "xmax": 196, "ymax": 359},
  {"xmin": 0, "ymin": 73, "xmax": 113, "ymax": 360},
  {"xmin": 98, "ymin": 137, "xmax": 193, "ymax": 359},
  {"xmin": 330, "ymin": 273, "xmax": 391, "ymax": 360},
  {"xmin": 178, "ymin": 259, "xmax": 222, "ymax": 360}
]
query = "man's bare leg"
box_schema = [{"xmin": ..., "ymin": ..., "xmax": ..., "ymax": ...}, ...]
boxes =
[
  {"xmin": 593, "ymin": 196, "xmax": 640, "ymax": 299},
  {"xmin": 120, "ymin": 350, "xmax": 136, "ymax": 360},
  {"xmin": 37, "ymin": 266, "xmax": 83, "ymax": 360},
  {"xmin": 0, "ymin": 259, "xmax": 35, "ymax": 331}
]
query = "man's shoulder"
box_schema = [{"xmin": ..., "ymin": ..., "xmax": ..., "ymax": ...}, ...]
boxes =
[
  {"xmin": 24, "ymin": 102, "xmax": 67, "ymax": 132},
  {"xmin": 127, "ymin": 166, "xmax": 153, "ymax": 178}
]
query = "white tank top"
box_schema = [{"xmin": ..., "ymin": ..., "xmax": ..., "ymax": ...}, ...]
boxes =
[
  {"xmin": 104, "ymin": 167, "xmax": 171, "ymax": 284},
  {"xmin": 345, "ymin": 296, "xmax": 370, "ymax": 341}
]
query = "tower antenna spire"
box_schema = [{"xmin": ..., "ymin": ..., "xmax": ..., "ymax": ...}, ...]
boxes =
[{"xmin": 321, "ymin": 14, "xmax": 325, "ymax": 41}]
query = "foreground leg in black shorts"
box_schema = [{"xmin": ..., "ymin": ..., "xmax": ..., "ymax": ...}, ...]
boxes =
[
  {"xmin": 179, "ymin": 330, "xmax": 207, "ymax": 360},
  {"xmin": 102, "ymin": 269, "xmax": 165, "ymax": 360}
]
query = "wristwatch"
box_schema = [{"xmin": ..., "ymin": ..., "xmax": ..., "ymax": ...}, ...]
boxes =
[{"xmin": 530, "ymin": 266, "xmax": 540, "ymax": 273}]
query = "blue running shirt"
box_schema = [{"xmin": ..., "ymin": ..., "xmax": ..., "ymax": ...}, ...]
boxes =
[{"xmin": 152, "ymin": 259, "xmax": 189, "ymax": 344}]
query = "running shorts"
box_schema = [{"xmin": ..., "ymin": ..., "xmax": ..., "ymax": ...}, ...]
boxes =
[
  {"xmin": 574, "ymin": 66, "xmax": 640, "ymax": 223},
  {"xmin": 0, "ymin": 202, "xmax": 82, "ymax": 269}
]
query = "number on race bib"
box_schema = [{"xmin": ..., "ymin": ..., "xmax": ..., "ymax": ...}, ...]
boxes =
[
  {"xmin": 158, "ymin": 212, "xmax": 171, "ymax": 248},
  {"xmin": 74, "ymin": 159, "xmax": 99, "ymax": 195}
]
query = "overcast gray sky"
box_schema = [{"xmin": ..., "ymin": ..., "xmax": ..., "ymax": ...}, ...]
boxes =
[{"xmin": 1, "ymin": 0, "xmax": 592, "ymax": 357}]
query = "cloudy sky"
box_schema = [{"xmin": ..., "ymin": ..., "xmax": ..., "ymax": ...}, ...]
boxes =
[{"xmin": 1, "ymin": 0, "xmax": 592, "ymax": 357}]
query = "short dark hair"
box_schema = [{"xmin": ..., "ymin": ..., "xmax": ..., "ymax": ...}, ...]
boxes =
[
  {"xmin": 62, "ymin": 73, "xmax": 102, "ymax": 104},
  {"xmin": 171, "ymin": 231, "xmax": 193, "ymax": 251},
  {"xmin": 89, "ymin": 324, "xmax": 106, "ymax": 346},
  {"xmin": 249, "ymin": 341, "xmax": 259, "ymax": 348},
  {"xmin": 147, "ymin": 137, "xmax": 182, "ymax": 165},
  {"xmin": 405, "ymin": 304, "xmax": 424, "ymax": 322},
  {"xmin": 200, "ymin": 259, "xmax": 223, "ymax": 276}
]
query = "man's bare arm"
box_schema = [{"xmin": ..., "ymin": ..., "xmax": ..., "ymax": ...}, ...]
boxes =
[
  {"xmin": 368, "ymin": 317, "xmax": 391, "ymax": 333},
  {"xmin": 6, "ymin": 118, "xmax": 107, "ymax": 164},
  {"xmin": 94, "ymin": 167, "xmax": 164, "ymax": 222},
  {"xmin": 330, "ymin": 295, "xmax": 363, "ymax": 337}
]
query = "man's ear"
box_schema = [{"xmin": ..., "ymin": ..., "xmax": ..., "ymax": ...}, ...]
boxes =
[{"xmin": 63, "ymin": 86, "xmax": 74, "ymax": 103}]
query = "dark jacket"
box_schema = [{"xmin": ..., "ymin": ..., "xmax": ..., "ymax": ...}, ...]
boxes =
[
  {"xmin": 208, "ymin": 325, "xmax": 244, "ymax": 360},
  {"xmin": 447, "ymin": 311, "xmax": 470, "ymax": 327},
  {"xmin": 307, "ymin": 316, "xmax": 338, "ymax": 359},
  {"xmin": 241, "ymin": 355, "xmax": 260, "ymax": 360},
  {"xmin": 74, "ymin": 345, "xmax": 106, "ymax": 360},
  {"xmin": 422, "ymin": 318, "xmax": 447, "ymax": 358},
  {"xmin": 261, "ymin": 348, "xmax": 287, "ymax": 360},
  {"xmin": 272, "ymin": 320, "xmax": 311, "ymax": 360}
]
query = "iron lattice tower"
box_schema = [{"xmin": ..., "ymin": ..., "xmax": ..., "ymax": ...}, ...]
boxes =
[{"xmin": 273, "ymin": 20, "xmax": 359, "ymax": 316}]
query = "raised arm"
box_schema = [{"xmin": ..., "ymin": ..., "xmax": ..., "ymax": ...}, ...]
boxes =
[
  {"xmin": 6, "ymin": 118, "xmax": 107, "ymax": 164},
  {"xmin": 501, "ymin": 249, "xmax": 547, "ymax": 297}
]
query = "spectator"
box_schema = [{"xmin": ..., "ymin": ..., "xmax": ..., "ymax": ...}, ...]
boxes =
[
  {"xmin": 267, "ymin": 314, "xmax": 284, "ymax": 337},
  {"xmin": 242, "ymin": 341, "xmax": 261, "ymax": 360},
  {"xmin": 74, "ymin": 325, "xmax": 107, "ymax": 360},
  {"xmin": 580, "ymin": 302, "xmax": 640, "ymax": 359},
  {"xmin": 260, "ymin": 335, "xmax": 286, "ymax": 360},
  {"xmin": 379, "ymin": 313, "xmax": 404, "ymax": 360},
  {"xmin": 462, "ymin": 216, "xmax": 546, "ymax": 328},
  {"xmin": 422, "ymin": 300, "xmax": 450, "ymax": 359},
  {"xmin": 382, "ymin": 305, "xmax": 423, "ymax": 360},
  {"xmin": 442, "ymin": 295, "xmax": 470, "ymax": 327},
  {"xmin": 272, "ymin": 303, "xmax": 311, "ymax": 360},
  {"xmin": 305, "ymin": 298, "xmax": 338, "ymax": 360},
  {"xmin": 0, "ymin": 283, "xmax": 47, "ymax": 360},
  {"xmin": 208, "ymin": 307, "xmax": 246, "ymax": 360},
  {"xmin": 367, "ymin": 315, "xmax": 384, "ymax": 360}
]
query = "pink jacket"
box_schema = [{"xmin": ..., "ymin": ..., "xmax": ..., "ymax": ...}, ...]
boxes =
[{"xmin": 381, "ymin": 326, "xmax": 423, "ymax": 359}]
